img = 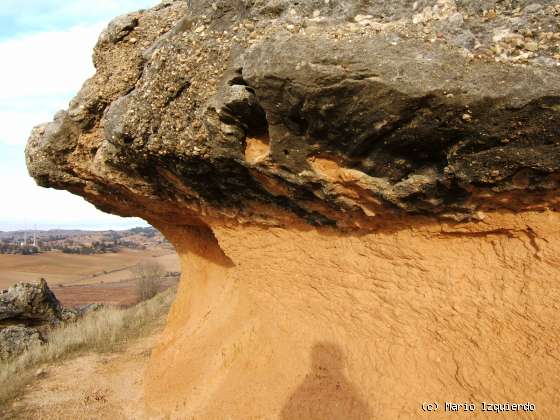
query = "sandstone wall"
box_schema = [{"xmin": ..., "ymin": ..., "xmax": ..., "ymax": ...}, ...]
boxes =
[{"xmin": 144, "ymin": 212, "xmax": 560, "ymax": 418}]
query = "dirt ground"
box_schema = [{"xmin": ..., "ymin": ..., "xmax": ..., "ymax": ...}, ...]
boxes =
[
  {"xmin": 4, "ymin": 334, "xmax": 159, "ymax": 420},
  {"xmin": 0, "ymin": 249, "xmax": 180, "ymax": 290}
]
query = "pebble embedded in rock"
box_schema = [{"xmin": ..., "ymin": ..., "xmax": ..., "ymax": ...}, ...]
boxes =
[
  {"xmin": 524, "ymin": 3, "xmax": 543, "ymax": 14},
  {"xmin": 524, "ymin": 41, "xmax": 539, "ymax": 52}
]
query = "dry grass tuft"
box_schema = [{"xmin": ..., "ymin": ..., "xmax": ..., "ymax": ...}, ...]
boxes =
[{"xmin": 0, "ymin": 287, "xmax": 175, "ymax": 408}]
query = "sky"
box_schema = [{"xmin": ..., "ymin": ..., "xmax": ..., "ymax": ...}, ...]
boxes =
[{"xmin": 0, "ymin": 0, "xmax": 158, "ymax": 231}]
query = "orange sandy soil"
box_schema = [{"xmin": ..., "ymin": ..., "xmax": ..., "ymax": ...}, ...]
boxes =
[
  {"xmin": 2, "ymin": 334, "xmax": 159, "ymax": 420},
  {"xmin": 0, "ymin": 249, "xmax": 180, "ymax": 290}
]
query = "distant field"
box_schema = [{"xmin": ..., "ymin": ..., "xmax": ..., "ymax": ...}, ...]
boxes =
[
  {"xmin": 0, "ymin": 248, "xmax": 181, "ymax": 291},
  {"xmin": 53, "ymin": 277, "xmax": 179, "ymax": 307}
]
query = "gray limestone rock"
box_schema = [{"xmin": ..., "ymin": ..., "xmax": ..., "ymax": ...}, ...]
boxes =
[
  {"xmin": 0, "ymin": 326, "xmax": 44, "ymax": 361},
  {"xmin": 0, "ymin": 279, "xmax": 63, "ymax": 324},
  {"xmin": 25, "ymin": 0, "xmax": 560, "ymax": 228}
]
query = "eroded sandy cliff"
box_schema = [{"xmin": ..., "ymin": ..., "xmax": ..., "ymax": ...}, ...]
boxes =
[{"xmin": 26, "ymin": 0, "xmax": 560, "ymax": 418}]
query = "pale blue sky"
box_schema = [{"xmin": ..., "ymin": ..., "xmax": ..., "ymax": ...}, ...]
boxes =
[
  {"xmin": 0, "ymin": 0, "xmax": 158, "ymax": 231},
  {"xmin": 0, "ymin": 0, "xmax": 157, "ymax": 40}
]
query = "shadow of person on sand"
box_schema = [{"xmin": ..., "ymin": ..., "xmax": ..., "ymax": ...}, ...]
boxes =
[{"xmin": 280, "ymin": 342, "xmax": 373, "ymax": 420}]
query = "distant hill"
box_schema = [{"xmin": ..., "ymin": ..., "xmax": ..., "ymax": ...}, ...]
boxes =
[
  {"xmin": 0, "ymin": 227, "xmax": 169, "ymax": 256},
  {"xmin": 0, "ymin": 226, "xmax": 158, "ymax": 238}
]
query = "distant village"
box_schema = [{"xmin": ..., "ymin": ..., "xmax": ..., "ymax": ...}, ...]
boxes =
[{"xmin": 0, "ymin": 227, "xmax": 168, "ymax": 255}]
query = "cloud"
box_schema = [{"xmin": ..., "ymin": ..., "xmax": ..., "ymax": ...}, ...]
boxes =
[
  {"xmin": 0, "ymin": 98, "xmax": 71, "ymax": 146},
  {"xmin": 0, "ymin": 24, "xmax": 103, "ymax": 145},
  {"xmin": 0, "ymin": 144, "xmax": 147, "ymax": 230},
  {"xmin": 0, "ymin": 0, "xmax": 158, "ymax": 229},
  {"xmin": 0, "ymin": 24, "xmax": 102, "ymax": 100},
  {"xmin": 0, "ymin": 0, "xmax": 158, "ymax": 145},
  {"xmin": 1, "ymin": 171, "xmax": 145, "ymax": 229}
]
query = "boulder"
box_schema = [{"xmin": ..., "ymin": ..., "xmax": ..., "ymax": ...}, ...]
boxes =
[
  {"xmin": 0, "ymin": 326, "xmax": 44, "ymax": 361},
  {"xmin": 0, "ymin": 281, "xmax": 101, "ymax": 361},
  {"xmin": 0, "ymin": 279, "xmax": 63, "ymax": 324},
  {"xmin": 25, "ymin": 1, "xmax": 560, "ymax": 418}
]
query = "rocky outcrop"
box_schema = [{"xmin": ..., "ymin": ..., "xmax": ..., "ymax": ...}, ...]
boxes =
[
  {"xmin": 0, "ymin": 279, "xmax": 63, "ymax": 324},
  {"xmin": 26, "ymin": 1, "xmax": 560, "ymax": 418}
]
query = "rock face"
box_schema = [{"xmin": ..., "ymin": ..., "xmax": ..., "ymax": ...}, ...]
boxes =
[{"xmin": 26, "ymin": 0, "xmax": 560, "ymax": 418}]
